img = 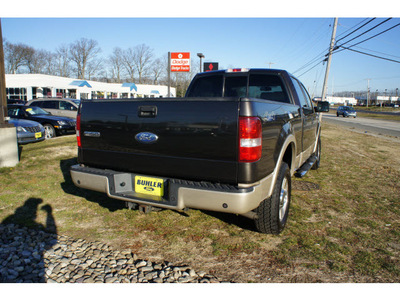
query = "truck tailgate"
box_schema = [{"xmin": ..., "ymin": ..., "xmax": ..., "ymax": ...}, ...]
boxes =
[{"xmin": 78, "ymin": 98, "xmax": 240, "ymax": 184}]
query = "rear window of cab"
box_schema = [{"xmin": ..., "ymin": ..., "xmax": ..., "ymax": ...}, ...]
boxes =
[{"xmin": 186, "ymin": 73, "xmax": 290, "ymax": 104}]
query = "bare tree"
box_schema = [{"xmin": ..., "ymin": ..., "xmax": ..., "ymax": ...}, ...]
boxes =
[
  {"xmin": 109, "ymin": 47, "xmax": 124, "ymax": 83},
  {"xmin": 4, "ymin": 41, "xmax": 32, "ymax": 74},
  {"xmin": 69, "ymin": 38, "xmax": 101, "ymax": 79},
  {"xmin": 132, "ymin": 44, "xmax": 154, "ymax": 83},
  {"xmin": 151, "ymin": 57, "xmax": 165, "ymax": 85},
  {"xmin": 122, "ymin": 47, "xmax": 136, "ymax": 82},
  {"xmin": 26, "ymin": 49, "xmax": 51, "ymax": 74},
  {"xmin": 42, "ymin": 50, "xmax": 57, "ymax": 75},
  {"xmin": 86, "ymin": 59, "xmax": 103, "ymax": 80},
  {"xmin": 55, "ymin": 45, "xmax": 71, "ymax": 77}
]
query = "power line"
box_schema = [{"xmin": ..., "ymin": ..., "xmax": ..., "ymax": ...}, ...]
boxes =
[
  {"xmin": 339, "ymin": 46, "xmax": 400, "ymax": 64},
  {"xmin": 335, "ymin": 18, "xmax": 375, "ymax": 43},
  {"xmin": 332, "ymin": 21, "xmax": 400, "ymax": 63},
  {"xmin": 335, "ymin": 18, "xmax": 392, "ymax": 48},
  {"xmin": 353, "ymin": 45, "xmax": 400, "ymax": 60},
  {"xmin": 335, "ymin": 21, "xmax": 400, "ymax": 53},
  {"xmin": 297, "ymin": 59, "xmax": 324, "ymax": 78}
]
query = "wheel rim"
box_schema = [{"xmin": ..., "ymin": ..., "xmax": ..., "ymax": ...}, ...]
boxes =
[
  {"xmin": 279, "ymin": 177, "xmax": 289, "ymax": 221},
  {"xmin": 44, "ymin": 125, "xmax": 54, "ymax": 139}
]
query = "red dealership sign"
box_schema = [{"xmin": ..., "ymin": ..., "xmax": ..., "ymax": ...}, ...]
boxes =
[{"xmin": 170, "ymin": 52, "xmax": 191, "ymax": 72}]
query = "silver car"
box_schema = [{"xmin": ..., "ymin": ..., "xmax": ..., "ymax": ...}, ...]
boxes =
[
  {"xmin": 336, "ymin": 106, "xmax": 357, "ymax": 118},
  {"xmin": 27, "ymin": 98, "xmax": 80, "ymax": 119},
  {"xmin": 8, "ymin": 118, "xmax": 46, "ymax": 145}
]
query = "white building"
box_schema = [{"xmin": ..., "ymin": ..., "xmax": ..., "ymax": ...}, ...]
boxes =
[
  {"xmin": 325, "ymin": 96, "xmax": 357, "ymax": 106},
  {"xmin": 5, "ymin": 74, "xmax": 176, "ymax": 101}
]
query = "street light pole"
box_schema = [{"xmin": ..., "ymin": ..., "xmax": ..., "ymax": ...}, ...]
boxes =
[{"xmin": 197, "ymin": 53, "xmax": 205, "ymax": 73}]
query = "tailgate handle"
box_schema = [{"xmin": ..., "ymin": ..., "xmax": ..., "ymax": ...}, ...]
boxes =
[{"xmin": 138, "ymin": 106, "xmax": 157, "ymax": 118}]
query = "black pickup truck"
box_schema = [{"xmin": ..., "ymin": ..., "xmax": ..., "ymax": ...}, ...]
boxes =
[{"xmin": 71, "ymin": 68, "xmax": 326, "ymax": 234}]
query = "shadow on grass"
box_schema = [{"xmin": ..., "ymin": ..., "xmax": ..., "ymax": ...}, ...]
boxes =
[
  {"xmin": 202, "ymin": 210, "xmax": 258, "ymax": 232},
  {"xmin": 59, "ymin": 158, "xmax": 125, "ymax": 212}
]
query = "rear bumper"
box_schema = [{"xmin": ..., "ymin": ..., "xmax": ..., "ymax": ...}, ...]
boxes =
[{"xmin": 70, "ymin": 164, "xmax": 272, "ymax": 214}]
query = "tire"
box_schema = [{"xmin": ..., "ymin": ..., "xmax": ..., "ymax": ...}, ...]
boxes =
[
  {"xmin": 254, "ymin": 162, "xmax": 291, "ymax": 234},
  {"xmin": 44, "ymin": 124, "xmax": 56, "ymax": 139},
  {"xmin": 336, "ymin": 113, "xmax": 339, "ymax": 117},
  {"xmin": 311, "ymin": 136, "xmax": 321, "ymax": 170}
]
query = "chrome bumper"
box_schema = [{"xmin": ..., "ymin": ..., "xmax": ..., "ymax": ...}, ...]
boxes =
[{"xmin": 70, "ymin": 164, "xmax": 273, "ymax": 214}]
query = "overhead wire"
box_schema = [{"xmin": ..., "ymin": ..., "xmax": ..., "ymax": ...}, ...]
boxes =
[
  {"xmin": 335, "ymin": 18, "xmax": 376, "ymax": 43},
  {"xmin": 353, "ymin": 45, "xmax": 400, "ymax": 60},
  {"xmin": 295, "ymin": 18, "xmax": 400, "ymax": 78},
  {"xmin": 334, "ymin": 21, "xmax": 400, "ymax": 55},
  {"xmin": 339, "ymin": 47, "xmax": 400, "ymax": 64},
  {"xmin": 334, "ymin": 18, "xmax": 392, "ymax": 49}
]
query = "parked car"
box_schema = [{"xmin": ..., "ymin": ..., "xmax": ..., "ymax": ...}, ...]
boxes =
[
  {"xmin": 7, "ymin": 105, "xmax": 76, "ymax": 139},
  {"xmin": 27, "ymin": 98, "xmax": 80, "ymax": 119},
  {"xmin": 337, "ymin": 106, "xmax": 357, "ymax": 118},
  {"xmin": 8, "ymin": 118, "xmax": 45, "ymax": 145},
  {"xmin": 7, "ymin": 99, "xmax": 26, "ymax": 105}
]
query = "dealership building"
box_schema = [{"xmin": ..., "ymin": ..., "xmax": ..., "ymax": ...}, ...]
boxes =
[{"xmin": 5, "ymin": 74, "xmax": 175, "ymax": 101}]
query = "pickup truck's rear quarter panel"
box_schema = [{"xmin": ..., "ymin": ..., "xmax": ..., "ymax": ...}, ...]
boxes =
[
  {"xmin": 79, "ymin": 99, "xmax": 240, "ymax": 184},
  {"xmin": 238, "ymin": 99, "xmax": 301, "ymax": 183}
]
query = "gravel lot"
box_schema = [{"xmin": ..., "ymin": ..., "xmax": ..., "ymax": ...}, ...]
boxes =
[{"xmin": 0, "ymin": 223, "xmax": 222, "ymax": 283}]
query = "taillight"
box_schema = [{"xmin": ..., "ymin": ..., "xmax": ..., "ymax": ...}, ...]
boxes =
[
  {"xmin": 239, "ymin": 116, "xmax": 262, "ymax": 163},
  {"xmin": 76, "ymin": 113, "xmax": 81, "ymax": 148}
]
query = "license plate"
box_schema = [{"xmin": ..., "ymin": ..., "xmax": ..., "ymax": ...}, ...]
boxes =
[
  {"xmin": 35, "ymin": 132, "xmax": 42, "ymax": 139},
  {"xmin": 135, "ymin": 176, "xmax": 164, "ymax": 197}
]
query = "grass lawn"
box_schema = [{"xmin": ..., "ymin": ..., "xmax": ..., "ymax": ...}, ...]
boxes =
[{"xmin": 1, "ymin": 123, "xmax": 399, "ymax": 283}]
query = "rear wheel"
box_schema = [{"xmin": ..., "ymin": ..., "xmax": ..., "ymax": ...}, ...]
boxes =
[
  {"xmin": 254, "ymin": 162, "xmax": 291, "ymax": 234},
  {"xmin": 44, "ymin": 124, "xmax": 56, "ymax": 139}
]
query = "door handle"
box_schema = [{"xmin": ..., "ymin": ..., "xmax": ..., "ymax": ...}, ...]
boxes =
[{"xmin": 138, "ymin": 106, "xmax": 157, "ymax": 118}]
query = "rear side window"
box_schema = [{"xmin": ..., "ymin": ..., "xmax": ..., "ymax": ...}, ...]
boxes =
[
  {"xmin": 41, "ymin": 101, "xmax": 58, "ymax": 109},
  {"xmin": 291, "ymin": 77, "xmax": 313, "ymax": 114},
  {"xmin": 248, "ymin": 74, "xmax": 290, "ymax": 104},
  {"xmin": 29, "ymin": 101, "xmax": 43, "ymax": 107},
  {"xmin": 60, "ymin": 101, "xmax": 76, "ymax": 110},
  {"xmin": 186, "ymin": 75, "xmax": 223, "ymax": 97}
]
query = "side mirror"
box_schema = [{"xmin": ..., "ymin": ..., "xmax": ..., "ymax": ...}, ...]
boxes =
[{"xmin": 314, "ymin": 101, "xmax": 330, "ymax": 112}]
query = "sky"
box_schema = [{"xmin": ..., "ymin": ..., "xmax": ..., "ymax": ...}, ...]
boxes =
[{"xmin": 2, "ymin": 1, "xmax": 400, "ymax": 97}]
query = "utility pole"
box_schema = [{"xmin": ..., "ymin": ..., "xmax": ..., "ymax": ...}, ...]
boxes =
[
  {"xmin": 321, "ymin": 18, "xmax": 338, "ymax": 102},
  {"xmin": 267, "ymin": 62, "xmax": 275, "ymax": 69},
  {"xmin": 167, "ymin": 52, "xmax": 171, "ymax": 97},
  {"xmin": 366, "ymin": 78, "xmax": 370, "ymax": 107},
  {"xmin": 0, "ymin": 18, "xmax": 19, "ymax": 167},
  {"xmin": 0, "ymin": 19, "xmax": 8, "ymax": 126}
]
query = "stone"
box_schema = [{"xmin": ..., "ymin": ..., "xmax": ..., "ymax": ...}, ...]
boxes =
[
  {"xmin": 135, "ymin": 261, "xmax": 147, "ymax": 268},
  {"xmin": 0, "ymin": 223, "xmax": 221, "ymax": 284}
]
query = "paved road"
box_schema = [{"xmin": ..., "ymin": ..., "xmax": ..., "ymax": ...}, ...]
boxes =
[{"xmin": 322, "ymin": 113, "xmax": 400, "ymax": 138}]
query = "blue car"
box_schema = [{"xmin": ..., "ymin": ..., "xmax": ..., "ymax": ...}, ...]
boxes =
[
  {"xmin": 8, "ymin": 118, "xmax": 46, "ymax": 145},
  {"xmin": 337, "ymin": 106, "xmax": 357, "ymax": 118}
]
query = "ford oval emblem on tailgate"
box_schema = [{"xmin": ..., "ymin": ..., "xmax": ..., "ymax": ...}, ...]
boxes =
[{"xmin": 135, "ymin": 132, "xmax": 158, "ymax": 144}]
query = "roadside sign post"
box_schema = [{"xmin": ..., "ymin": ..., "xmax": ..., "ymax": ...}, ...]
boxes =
[
  {"xmin": 168, "ymin": 52, "xmax": 191, "ymax": 97},
  {"xmin": 204, "ymin": 62, "xmax": 219, "ymax": 72}
]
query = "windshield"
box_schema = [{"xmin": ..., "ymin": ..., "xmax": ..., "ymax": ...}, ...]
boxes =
[
  {"xmin": 25, "ymin": 106, "xmax": 50, "ymax": 116},
  {"xmin": 344, "ymin": 107, "xmax": 355, "ymax": 111}
]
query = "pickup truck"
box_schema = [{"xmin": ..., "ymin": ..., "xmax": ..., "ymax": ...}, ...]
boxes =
[{"xmin": 70, "ymin": 68, "xmax": 326, "ymax": 234}]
